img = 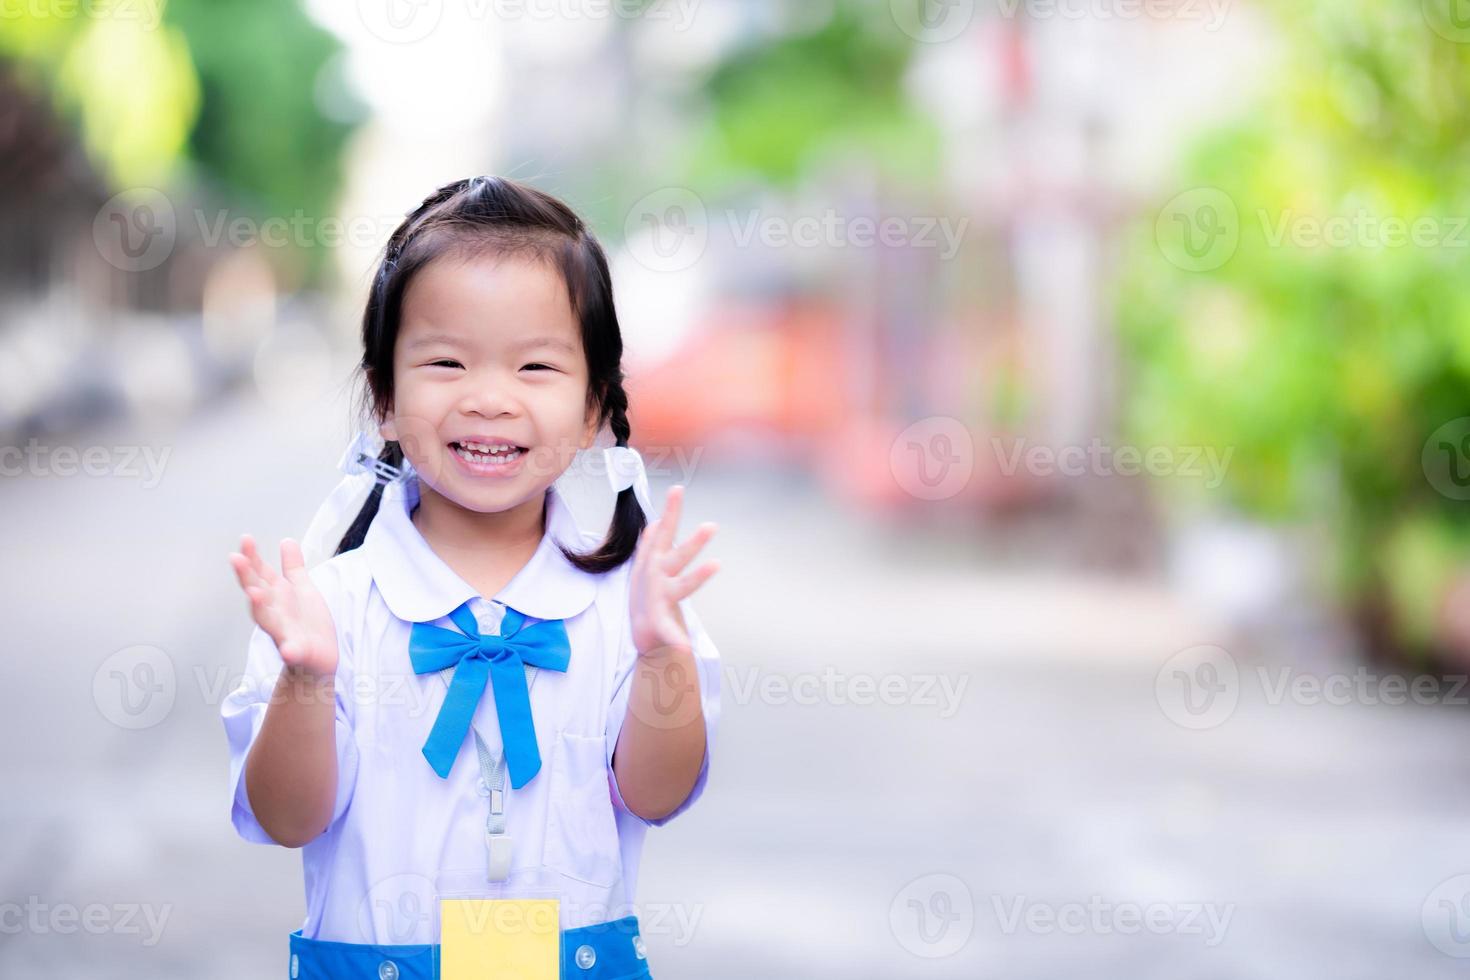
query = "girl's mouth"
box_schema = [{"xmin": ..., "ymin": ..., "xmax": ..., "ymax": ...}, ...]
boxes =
[{"xmin": 448, "ymin": 440, "xmax": 527, "ymax": 476}]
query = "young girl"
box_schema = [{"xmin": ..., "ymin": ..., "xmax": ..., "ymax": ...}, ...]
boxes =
[{"xmin": 221, "ymin": 176, "xmax": 721, "ymax": 979}]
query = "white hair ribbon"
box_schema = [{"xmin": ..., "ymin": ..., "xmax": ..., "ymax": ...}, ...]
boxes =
[{"xmin": 603, "ymin": 445, "xmax": 656, "ymax": 519}]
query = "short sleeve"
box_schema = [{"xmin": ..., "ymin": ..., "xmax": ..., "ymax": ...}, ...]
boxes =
[
  {"xmin": 220, "ymin": 566, "xmax": 359, "ymax": 846},
  {"xmin": 605, "ymin": 595, "xmax": 721, "ymax": 827}
]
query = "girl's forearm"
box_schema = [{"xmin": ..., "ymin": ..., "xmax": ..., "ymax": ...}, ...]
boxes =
[
  {"xmin": 611, "ymin": 645, "xmax": 707, "ymax": 821},
  {"xmin": 244, "ymin": 667, "xmax": 339, "ymax": 848}
]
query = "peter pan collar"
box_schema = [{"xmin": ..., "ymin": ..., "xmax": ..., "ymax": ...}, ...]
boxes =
[{"xmin": 362, "ymin": 478, "xmax": 599, "ymax": 625}]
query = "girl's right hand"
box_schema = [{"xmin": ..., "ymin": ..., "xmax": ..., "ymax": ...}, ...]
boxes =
[{"xmin": 229, "ymin": 535, "xmax": 339, "ymax": 679}]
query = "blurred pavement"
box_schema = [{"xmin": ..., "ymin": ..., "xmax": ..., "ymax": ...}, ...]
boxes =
[{"xmin": 2, "ymin": 386, "xmax": 1470, "ymax": 977}]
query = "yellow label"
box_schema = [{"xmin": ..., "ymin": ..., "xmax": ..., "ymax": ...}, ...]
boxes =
[{"xmin": 439, "ymin": 898, "xmax": 560, "ymax": 979}]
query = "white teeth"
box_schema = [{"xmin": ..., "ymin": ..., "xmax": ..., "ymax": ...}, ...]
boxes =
[
  {"xmin": 454, "ymin": 444, "xmax": 523, "ymax": 467},
  {"xmin": 459, "ymin": 440, "xmax": 516, "ymax": 454}
]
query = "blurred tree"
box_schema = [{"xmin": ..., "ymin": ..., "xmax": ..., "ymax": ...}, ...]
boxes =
[
  {"xmin": 0, "ymin": 0, "xmax": 357, "ymax": 285},
  {"xmin": 164, "ymin": 0, "xmax": 356, "ymax": 238},
  {"xmin": 1116, "ymin": 0, "xmax": 1470, "ymax": 661},
  {"xmin": 692, "ymin": 3, "xmax": 939, "ymax": 188},
  {"xmin": 0, "ymin": 12, "xmax": 199, "ymax": 188}
]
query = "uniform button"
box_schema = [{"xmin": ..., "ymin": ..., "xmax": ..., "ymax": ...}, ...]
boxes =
[
  {"xmin": 378, "ymin": 961, "xmax": 399, "ymax": 980},
  {"xmin": 290, "ymin": 953, "xmax": 299, "ymax": 978},
  {"xmin": 575, "ymin": 944, "xmax": 596, "ymax": 969},
  {"xmin": 475, "ymin": 777, "xmax": 490, "ymax": 796},
  {"xmin": 632, "ymin": 935, "xmax": 646, "ymax": 959}
]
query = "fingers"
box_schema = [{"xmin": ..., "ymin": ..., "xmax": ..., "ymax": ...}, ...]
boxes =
[
  {"xmin": 655, "ymin": 485, "xmax": 683, "ymax": 552},
  {"xmin": 670, "ymin": 558, "xmax": 720, "ymax": 601},
  {"xmin": 660, "ymin": 522, "xmax": 717, "ymax": 577},
  {"xmin": 634, "ymin": 490, "xmax": 719, "ymax": 602},
  {"xmin": 229, "ymin": 551, "xmax": 254, "ymax": 590},
  {"xmin": 240, "ymin": 534, "xmax": 280, "ymax": 586},
  {"xmin": 280, "ymin": 538, "xmax": 306, "ymax": 579}
]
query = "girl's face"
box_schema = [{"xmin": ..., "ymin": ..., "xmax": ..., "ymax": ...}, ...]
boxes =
[{"xmin": 383, "ymin": 251, "xmax": 598, "ymax": 515}]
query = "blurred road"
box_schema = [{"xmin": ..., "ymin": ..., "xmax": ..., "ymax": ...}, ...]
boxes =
[{"xmin": 3, "ymin": 383, "xmax": 1470, "ymax": 978}]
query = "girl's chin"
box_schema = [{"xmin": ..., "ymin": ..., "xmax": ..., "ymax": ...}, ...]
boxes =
[{"xmin": 422, "ymin": 484, "xmax": 541, "ymax": 517}]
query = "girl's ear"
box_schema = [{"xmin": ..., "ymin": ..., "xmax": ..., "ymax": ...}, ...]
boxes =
[{"xmin": 379, "ymin": 413, "xmax": 397, "ymax": 444}]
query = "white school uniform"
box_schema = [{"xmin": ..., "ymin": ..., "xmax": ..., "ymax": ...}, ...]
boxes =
[{"xmin": 220, "ymin": 476, "xmax": 720, "ymax": 943}]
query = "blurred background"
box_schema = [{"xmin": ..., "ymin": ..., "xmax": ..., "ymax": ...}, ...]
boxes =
[{"xmin": 5, "ymin": 0, "xmax": 1470, "ymax": 976}]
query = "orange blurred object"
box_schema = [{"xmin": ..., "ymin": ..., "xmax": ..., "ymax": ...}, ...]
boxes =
[{"xmin": 627, "ymin": 300, "xmax": 850, "ymax": 458}]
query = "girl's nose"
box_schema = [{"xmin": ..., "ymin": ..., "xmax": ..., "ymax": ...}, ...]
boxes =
[{"xmin": 456, "ymin": 378, "xmax": 521, "ymax": 418}]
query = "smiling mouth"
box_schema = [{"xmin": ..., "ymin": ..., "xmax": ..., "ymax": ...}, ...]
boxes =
[{"xmin": 449, "ymin": 441, "xmax": 527, "ymax": 465}]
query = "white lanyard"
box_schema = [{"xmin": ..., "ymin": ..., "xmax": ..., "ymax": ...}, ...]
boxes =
[{"xmin": 435, "ymin": 636, "xmax": 539, "ymax": 883}]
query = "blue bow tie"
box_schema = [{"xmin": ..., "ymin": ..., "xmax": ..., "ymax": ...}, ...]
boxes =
[{"xmin": 408, "ymin": 601, "xmax": 570, "ymax": 788}]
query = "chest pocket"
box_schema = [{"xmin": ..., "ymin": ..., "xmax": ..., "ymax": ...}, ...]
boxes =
[{"xmin": 541, "ymin": 730, "xmax": 623, "ymax": 888}]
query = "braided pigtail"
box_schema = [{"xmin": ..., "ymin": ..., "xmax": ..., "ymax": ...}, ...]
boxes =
[{"xmin": 559, "ymin": 381, "xmax": 648, "ymax": 574}]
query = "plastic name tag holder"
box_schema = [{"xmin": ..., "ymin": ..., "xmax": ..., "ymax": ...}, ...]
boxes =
[{"xmin": 434, "ymin": 867, "xmax": 563, "ymax": 980}]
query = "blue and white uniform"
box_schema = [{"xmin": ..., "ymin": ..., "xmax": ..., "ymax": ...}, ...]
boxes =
[{"xmin": 221, "ymin": 471, "xmax": 720, "ymax": 977}]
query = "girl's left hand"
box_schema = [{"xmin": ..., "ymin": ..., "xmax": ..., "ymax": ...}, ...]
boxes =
[{"xmin": 629, "ymin": 484, "xmax": 720, "ymax": 659}]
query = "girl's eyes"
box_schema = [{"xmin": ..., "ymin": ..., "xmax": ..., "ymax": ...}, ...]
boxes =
[{"xmin": 421, "ymin": 360, "xmax": 557, "ymax": 372}]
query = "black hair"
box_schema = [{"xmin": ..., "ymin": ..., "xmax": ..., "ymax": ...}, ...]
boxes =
[{"xmin": 333, "ymin": 175, "xmax": 645, "ymax": 574}]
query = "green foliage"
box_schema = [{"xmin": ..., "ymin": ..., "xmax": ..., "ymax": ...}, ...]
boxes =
[
  {"xmin": 1116, "ymin": 1, "xmax": 1470, "ymax": 652},
  {"xmin": 693, "ymin": 4, "xmax": 938, "ymax": 187},
  {"xmin": 1, "ymin": 10, "xmax": 200, "ymax": 187},
  {"xmin": 2, "ymin": 1, "xmax": 356, "ymax": 283},
  {"xmin": 165, "ymin": 0, "xmax": 356, "ymax": 279}
]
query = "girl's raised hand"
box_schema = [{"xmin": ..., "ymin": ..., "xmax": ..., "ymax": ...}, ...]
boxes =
[
  {"xmin": 629, "ymin": 485, "xmax": 720, "ymax": 660},
  {"xmin": 229, "ymin": 535, "xmax": 339, "ymax": 679}
]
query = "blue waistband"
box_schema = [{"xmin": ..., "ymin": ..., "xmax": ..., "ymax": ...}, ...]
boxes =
[{"xmin": 288, "ymin": 915, "xmax": 652, "ymax": 979}]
